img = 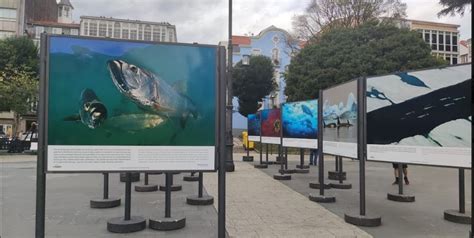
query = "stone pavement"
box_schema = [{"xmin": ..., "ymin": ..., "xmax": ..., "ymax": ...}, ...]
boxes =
[
  {"xmin": 255, "ymin": 152, "xmax": 472, "ymax": 238},
  {"xmin": 204, "ymin": 157, "xmax": 372, "ymax": 238},
  {"xmin": 0, "ymin": 156, "xmax": 218, "ymax": 238}
]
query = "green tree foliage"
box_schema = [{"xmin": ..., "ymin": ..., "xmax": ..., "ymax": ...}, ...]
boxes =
[
  {"xmin": 0, "ymin": 36, "xmax": 39, "ymax": 78},
  {"xmin": 0, "ymin": 66, "xmax": 39, "ymax": 135},
  {"xmin": 232, "ymin": 55, "xmax": 276, "ymax": 117},
  {"xmin": 285, "ymin": 20, "xmax": 447, "ymax": 101},
  {"xmin": 438, "ymin": 0, "xmax": 471, "ymax": 16}
]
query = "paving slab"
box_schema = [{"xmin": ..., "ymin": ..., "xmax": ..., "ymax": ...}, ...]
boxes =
[
  {"xmin": 250, "ymin": 152, "xmax": 472, "ymax": 238},
  {"xmin": 204, "ymin": 158, "xmax": 372, "ymax": 238}
]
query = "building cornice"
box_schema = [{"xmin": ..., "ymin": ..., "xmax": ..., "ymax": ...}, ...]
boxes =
[{"xmin": 80, "ymin": 16, "xmax": 175, "ymax": 27}]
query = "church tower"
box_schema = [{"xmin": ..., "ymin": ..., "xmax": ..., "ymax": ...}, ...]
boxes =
[{"xmin": 57, "ymin": 0, "xmax": 74, "ymax": 24}]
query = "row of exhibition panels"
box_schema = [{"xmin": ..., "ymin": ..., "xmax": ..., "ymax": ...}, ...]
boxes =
[{"xmin": 247, "ymin": 64, "xmax": 471, "ymax": 169}]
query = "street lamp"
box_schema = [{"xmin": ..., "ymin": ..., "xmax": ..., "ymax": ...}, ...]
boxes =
[{"xmin": 225, "ymin": 0, "xmax": 235, "ymax": 173}]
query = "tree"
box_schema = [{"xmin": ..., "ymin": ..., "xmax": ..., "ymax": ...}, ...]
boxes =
[
  {"xmin": 285, "ymin": 20, "xmax": 447, "ymax": 101},
  {"xmin": 0, "ymin": 66, "xmax": 39, "ymax": 136},
  {"xmin": 292, "ymin": 0, "xmax": 407, "ymax": 42},
  {"xmin": 0, "ymin": 36, "xmax": 39, "ymax": 78},
  {"xmin": 438, "ymin": 0, "xmax": 471, "ymax": 16},
  {"xmin": 232, "ymin": 55, "xmax": 276, "ymax": 117}
]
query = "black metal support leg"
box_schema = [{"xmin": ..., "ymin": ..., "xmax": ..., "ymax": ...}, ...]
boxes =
[
  {"xmin": 254, "ymin": 142, "xmax": 268, "ymax": 169},
  {"xmin": 107, "ymin": 173, "xmax": 146, "ymax": 233},
  {"xmin": 135, "ymin": 172, "xmax": 158, "ymax": 192},
  {"xmin": 187, "ymin": 172, "xmax": 214, "ymax": 205},
  {"xmin": 330, "ymin": 157, "xmax": 352, "ymax": 189},
  {"xmin": 160, "ymin": 173, "xmax": 182, "ymax": 191},
  {"xmin": 243, "ymin": 137, "xmax": 254, "ymax": 162},
  {"xmin": 149, "ymin": 173, "xmax": 186, "ymax": 230},
  {"xmin": 387, "ymin": 163, "xmax": 415, "ymax": 202},
  {"xmin": 444, "ymin": 168, "xmax": 471, "ymax": 224},
  {"xmin": 91, "ymin": 173, "xmax": 121, "ymax": 208}
]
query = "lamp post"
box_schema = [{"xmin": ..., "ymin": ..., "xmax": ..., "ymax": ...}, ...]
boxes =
[{"xmin": 225, "ymin": 0, "xmax": 235, "ymax": 172}]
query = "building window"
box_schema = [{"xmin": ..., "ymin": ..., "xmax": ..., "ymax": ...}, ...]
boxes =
[
  {"xmin": 137, "ymin": 25, "xmax": 142, "ymax": 40},
  {"xmin": 62, "ymin": 28, "xmax": 70, "ymax": 34},
  {"xmin": 122, "ymin": 29, "xmax": 129, "ymax": 39},
  {"xmin": 35, "ymin": 26, "xmax": 45, "ymax": 38},
  {"xmin": 446, "ymin": 55, "xmax": 451, "ymax": 64},
  {"xmin": 52, "ymin": 27, "xmax": 62, "ymax": 34},
  {"xmin": 152, "ymin": 26, "xmax": 160, "ymax": 41},
  {"xmin": 71, "ymin": 29, "xmax": 78, "ymax": 35},
  {"xmin": 113, "ymin": 22, "xmax": 120, "ymax": 38},
  {"xmin": 0, "ymin": 30, "xmax": 14, "ymax": 39},
  {"xmin": 144, "ymin": 25, "xmax": 151, "ymax": 41},
  {"xmin": 107, "ymin": 23, "xmax": 112, "ymax": 37},
  {"xmin": 232, "ymin": 44, "xmax": 240, "ymax": 53},
  {"xmin": 65, "ymin": 7, "xmax": 69, "ymax": 17},
  {"xmin": 169, "ymin": 29, "xmax": 174, "ymax": 42},
  {"xmin": 130, "ymin": 29, "xmax": 137, "ymax": 40},
  {"xmin": 99, "ymin": 22, "xmax": 107, "ymax": 37},
  {"xmin": 58, "ymin": 6, "xmax": 62, "ymax": 17},
  {"xmin": 424, "ymin": 32, "xmax": 430, "ymax": 43},
  {"xmin": 0, "ymin": 8, "xmax": 17, "ymax": 20},
  {"xmin": 452, "ymin": 57, "xmax": 457, "ymax": 65},
  {"xmin": 161, "ymin": 28, "xmax": 166, "ymax": 41},
  {"xmin": 83, "ymin": 22, "xmax": 88, "ymax": 35},
  {"xmin": 272, "ymin": 48, "xmax": 280, "ymax": 65},
  {"xmin": 89, "ymin": 21, "xmax": 97, "ymax": 36}
]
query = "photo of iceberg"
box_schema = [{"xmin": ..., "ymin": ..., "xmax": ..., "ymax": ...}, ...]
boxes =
[
  {"xmin": 282, "ymin": 100, "xmax": 318, "ymax": 139},
  {"xmin": 322, "ymin": 80, "xmax": 358, "ymax": 143},
  {"xmin": 261, "ymin": 109, "xmax": 281, "ymax": 138},
  {"xmin": 366, "ymin": 64, "xmax": 471, "ymax": 148},
  {"xmin": 247, "ymin": 113, "xmax": 261, "ymax": 137}
]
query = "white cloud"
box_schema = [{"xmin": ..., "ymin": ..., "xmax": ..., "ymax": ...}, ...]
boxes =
[{"xmin": 70, "ymin": 0, "xmax": 471, "ymax": 44}]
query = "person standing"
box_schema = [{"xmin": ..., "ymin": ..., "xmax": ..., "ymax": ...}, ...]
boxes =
[
  {"xmin": 392, "ymin": 163, "xmax": 409, "ymax": 185},
  {"xmin": 309, "ymin": 148, "xmax": 319, "ymax": 166}
]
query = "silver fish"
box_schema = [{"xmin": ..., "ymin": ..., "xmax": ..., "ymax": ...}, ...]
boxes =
[
  {"xmin": 107, "ymin": 60, "xmax": 197, "ymax": 128},
  {"xmin": 63, "ymin": 88, "xmax": 108, "ymax": 129}
]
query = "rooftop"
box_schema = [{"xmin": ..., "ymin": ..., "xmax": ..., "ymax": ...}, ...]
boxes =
[
  {"xmin": 80, "ymin": 16, "xmax": 174, "ymax": 27},
  {"xmin": 30, "ymin": 21, "xmax": 80, "ymax": 28}
]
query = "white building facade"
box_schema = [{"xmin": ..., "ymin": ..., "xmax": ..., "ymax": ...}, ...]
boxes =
[{"xmin": 80, "ymin": 16, "xmax": 177, "ymax": 42}]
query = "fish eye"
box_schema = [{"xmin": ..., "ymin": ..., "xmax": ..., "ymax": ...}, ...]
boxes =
[{"xmin": 130, "ymin": 65, "xmax": 138, "ymax": 73}]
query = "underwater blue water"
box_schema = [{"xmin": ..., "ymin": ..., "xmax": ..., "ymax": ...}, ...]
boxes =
[
  {"xmin": 247, "ymin": 113, "xmax": 260, "ymax": 136},
  {"xmin": 47, "ymin": 36, "xmax": 216, "ymax": 146},
  {"xmin": 282, "ymin": 100, "xmax": 318, "ymax": 139}
]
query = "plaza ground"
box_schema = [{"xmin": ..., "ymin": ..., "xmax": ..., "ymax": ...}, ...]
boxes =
[{"xmin": 0, "ymin": 153, "xmax": 471, "ymax": 237}]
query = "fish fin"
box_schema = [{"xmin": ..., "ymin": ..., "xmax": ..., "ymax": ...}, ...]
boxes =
[
  {"xmin": 180, "ymin": 116, "xmax": 188, "ymax": 129},
  {"xmin": 169, "ymin": 132, "xmax": 178, "ymax": 144},
  {"xmin": 63, "ymin": 114, "xmax": 81, "ymax": 121},
  {"xmin": 172, "ymin": 80, "xmax": 187, "ymax": 94}
]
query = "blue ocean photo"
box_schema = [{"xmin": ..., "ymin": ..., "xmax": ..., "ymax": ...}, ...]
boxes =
[
  {"xmin": 247, "ymin": 113, "xmax": 261, "ymax": 136},
  {"xmin": 282, "ymin": 100, "xmax": 318, "ymax": 139}
]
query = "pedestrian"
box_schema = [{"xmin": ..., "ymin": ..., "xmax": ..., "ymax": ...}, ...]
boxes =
[
  {"xmin": 309, "ymin": 148, "xmax": 319, "ymax": 166},
  {"xmin": 392, "ymin": 163, "xmax": 409, "ymax": 185}
]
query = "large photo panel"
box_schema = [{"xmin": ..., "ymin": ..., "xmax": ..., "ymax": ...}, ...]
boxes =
[
  {"xmin": 260, "ymin": 108, "xmax": 281, "ymax": 144},
  {"xmin": 366, "ymin": 64, "xmax": 471, "ymax": 168},
  {"xmin": 45, "ymin": 35, "xmax": 218, "ymax": 172},
  {"xmin": 282, "ymin": 100, "xmax": 318, "ymax": 149},
  {"xmin": 247, "ymin": 113, "xmax": 261, "ymax": 142},
  {"xmin": 322, "ymin": 80, "xmax": 358, "ymax": 158}
]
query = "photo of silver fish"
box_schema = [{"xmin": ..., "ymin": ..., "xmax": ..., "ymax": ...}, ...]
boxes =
[
  {"xmin": 63, "ymin": 88, "xmax": 108, "ymax": 129},
  {"xmin": 107, "ymin": 59, "xmax": 198, "ymax": 128},
  {"xmin": 64, "ymin": 88, "xmax": 165, "ymax": 133}
]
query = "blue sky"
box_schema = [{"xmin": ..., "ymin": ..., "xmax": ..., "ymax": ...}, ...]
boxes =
[{"xmin": 68, "ymin": 0, "xmax": 471, "ymax": 44}]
